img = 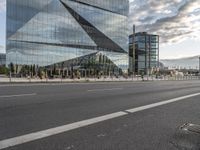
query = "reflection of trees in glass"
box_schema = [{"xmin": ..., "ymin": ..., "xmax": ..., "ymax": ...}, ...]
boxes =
[{"xmin": 40, "ymin": 52, "xmax": 124, "ymax": 78}]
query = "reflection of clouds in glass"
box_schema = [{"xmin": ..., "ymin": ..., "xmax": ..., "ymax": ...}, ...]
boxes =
[
  {"xmin": 129, "ymin": 0, "xmax": 200, "ymax": 44},
  {"xmin": 62, "ymin": 0, "xmax": 129, "ymax": 16},
  {"xmin": 0, "ymin": 45, "xmax": 5, "ymax": 53},
  {"xmin": 9, "ymin": 0, "xmax": 52, "ymax": 10},
  {"xmin": 7, "ymin": 41, "xmax": 97, "ymax": 66},
  {"xmin": 9, "ymin": 1, "xmax": 96, "ymax": 46},
  {"xmin": 101, "ymin": 51, "xmax": 128, "ymax": 72},
  {"xmin": 66, "ymin": 0, "xmax": 128, "ymax": 52},
  {"xmin": 0, "ymin": 0, "xmax": 6, "ymax": 12}
]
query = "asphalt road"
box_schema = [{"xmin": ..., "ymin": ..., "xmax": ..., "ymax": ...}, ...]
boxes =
[{"xmin": 0, "ymin": 80, "xmax": 200, "ymax": 150}]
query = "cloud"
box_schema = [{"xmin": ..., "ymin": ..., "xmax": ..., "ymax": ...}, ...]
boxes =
[
  {"xmin": 0, "ymin": 0, "xmax": 199, "ymax": 46},
  {"xmin": 129, "ymin": 0, "xmax": 200, "ymax": 45},
  {"xmin": 0, "ymin": 0, "xmax": 6, "ymax": 12}
]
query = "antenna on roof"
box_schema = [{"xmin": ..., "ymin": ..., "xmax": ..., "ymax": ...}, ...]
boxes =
[{"xmin": 133, "ymin": 25, "xmax": 136, "ymax": 34}]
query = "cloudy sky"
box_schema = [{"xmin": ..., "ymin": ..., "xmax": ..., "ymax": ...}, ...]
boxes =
[{"xmin": 0, "ymin": 0, "xmax": 200, "ymax": 59}]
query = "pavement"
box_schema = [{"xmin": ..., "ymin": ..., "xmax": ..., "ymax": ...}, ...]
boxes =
[
  {"xmin": 0, "ymin": 76, "xmax": 199, "ymax": 83},
  {"xmin": 0, "ymin": 80, "xmax": 200, "ymax": 150},
  {"xmin": 0, "ymin": 77, "xmax": 143, "ymax": 83}
]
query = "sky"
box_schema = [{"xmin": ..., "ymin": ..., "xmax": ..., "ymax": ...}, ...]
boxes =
[{"xmin": 0, "ymin": 0, "xmax": 200, "ymax": 59}]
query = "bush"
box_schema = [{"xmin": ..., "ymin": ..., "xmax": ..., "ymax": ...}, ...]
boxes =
[{"xmin": 0, "ymin": 66, "xmax": 9, "ymax": 75}]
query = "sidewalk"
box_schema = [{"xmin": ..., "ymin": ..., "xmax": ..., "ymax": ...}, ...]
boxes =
[
  {"xmin": 0, "ymin": 76, "xmax": 199, "ymax": 83},
  {"xmin": 0, "ymin": 77, "xmax": 142, "ymax": 83}
]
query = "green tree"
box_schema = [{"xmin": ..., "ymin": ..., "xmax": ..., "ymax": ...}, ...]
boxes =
[
  {"xmin": 53, "ymin": 64, "xmax": 56, "ymax": 76},
  {"xmin": 33, "ymin": 64, "xmax": 36, "ymax": 76},
  {"xmin": 10, "ymin": 62, "xmax": 14, "ymax": 74},
  {"xmin": 0, "ymin": 66, "xmax": 9, "ymax": 75}
]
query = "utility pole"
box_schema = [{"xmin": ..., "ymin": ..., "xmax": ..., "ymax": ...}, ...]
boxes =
[{"xmin": 132, "ymin": 25, "xmax": 136, "ymax": 77}]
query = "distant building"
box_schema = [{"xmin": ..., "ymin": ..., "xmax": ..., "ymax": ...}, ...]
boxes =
[
  {"xmin": 129, "ymin": 32, "xmax": 159, "ymax": 75},
  {"xmin": 0, "ymin": 53, "xmax": 6, "ymax": 66},
  {"xmin": 161, "ymin": 56, "xmax": 200, "ymax": 70}
]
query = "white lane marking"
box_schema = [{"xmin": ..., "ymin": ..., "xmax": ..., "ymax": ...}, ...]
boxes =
[
  {"xmin": 0, "ymin": 112, "xmax": 127, "ymax": 149},
  {"xmin": 0, "ymin": 93, "xmax": 200, "ymax": 149},
  {"xmin": 0, "ymin": 81, "xmax": 142, "ymax": 87},
  {"xmin": 126, "ymin": 93, "xmax": 200, "ymax": 113},
  {"xmin": 0, "ymin": 93, "xmax": 37, "ymax": 98},
  {"xmin": 87, "ymin": 88, "xmax": 123, "ymax": 92}
]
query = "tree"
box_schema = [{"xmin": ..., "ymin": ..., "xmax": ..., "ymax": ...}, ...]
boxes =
[
  {"xmin": 10, "ymin": 62, "xmax": 14, "ymax": 74},
  {"xmin": 16, "ymin": 64, "xmax": 18, "ymax": 74},
  {"xmin": 53, "ymin": 64, "xmax": 56, "ymax": 76},
  {"xmin": 38, "ymin": 67, "xmax": 45, "ymax": 79},
  {"xmin": 0, "ymin": 66, "xmax": 9, "ymax": 75},
  {"xmin": 20, "ymin": 65, "xmax": 26, "ymax": 77},
  {"xmin": 33, "ymin": 64, "xmax": 36, "ymax": 76}
]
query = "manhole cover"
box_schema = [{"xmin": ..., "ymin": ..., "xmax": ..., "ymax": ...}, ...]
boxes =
[
  {"xmin": 180, "ymin": 123, "xmax": 200, "ymax": 134},
  {"xmin": 171, "ymin": 123, "xmax": 200, "ymax": 150}
]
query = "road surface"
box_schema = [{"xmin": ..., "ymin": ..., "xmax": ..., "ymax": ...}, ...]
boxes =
[{"xmin": 0, "ymin": 80, "xmax": 200, "ymax": 150}]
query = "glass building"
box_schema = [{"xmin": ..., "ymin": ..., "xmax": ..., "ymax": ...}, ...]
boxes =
[
  {"xmin": 0, "ymin": 53, "xmax": 6, "ymax": 66},
  {"xmin": 129, "ymin": 32, "xmax": 159, "ymax": 75},
  {"xmin": 6, "ymin": 0, "xmax": 129, "ymax": 77}
]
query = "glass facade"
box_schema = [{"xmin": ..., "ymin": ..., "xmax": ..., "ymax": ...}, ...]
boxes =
[
  {"xmin": 129, "ymin": 32, "xmax": 159, "ymax": 75},
  {"xmin": 6, "ymin": 0, "xmax": 129, "ymax": 76},
  {"xmin": 0, "ymin": 53, "xmax": 6, "ymax": 66}
]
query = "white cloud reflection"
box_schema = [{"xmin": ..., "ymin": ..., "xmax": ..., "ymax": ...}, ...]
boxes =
[{"xmin": 0, "ymin": 0, "xmax": 6, "ymax": 12}]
